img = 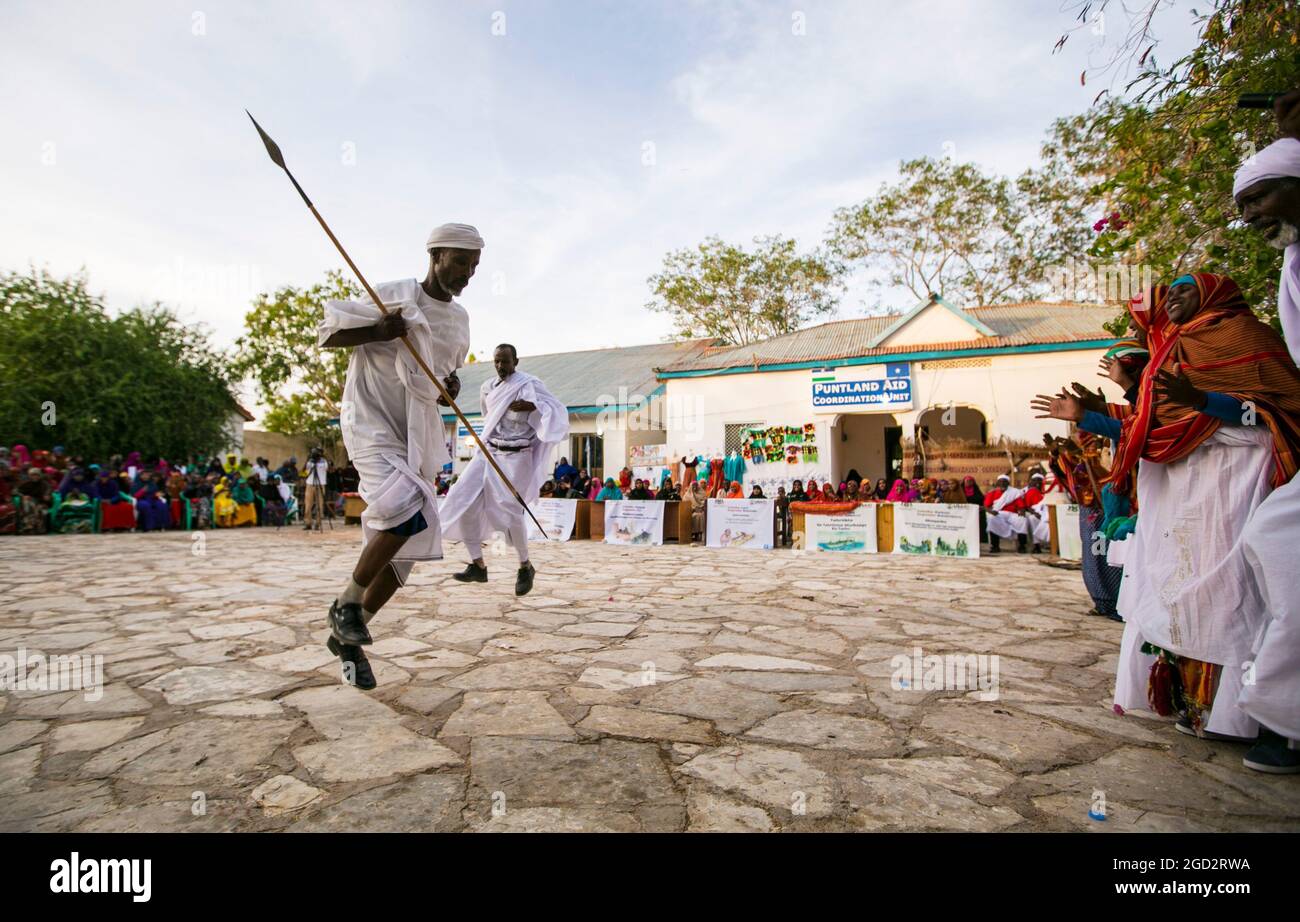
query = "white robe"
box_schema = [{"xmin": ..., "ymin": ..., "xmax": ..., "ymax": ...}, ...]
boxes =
[
  {"xmin": 440, "ymin": 369, "xmax": 569, "ymax": 542},
  {"xmin": 1236, "ymin": 241, "xmax": 1300, "ymax": 740},
  {"xmin": 986, "ymin": 486, "xmax": 1023, "ymax": 539},
  {"xmin": 1113, "ymin": 425, "xmax": 1275, "ymax": 737},
  {"xmin": 317, "ymin": 279, "xmax": 470, "ymax": 581},
  {"xmin": 1029, "ymin": 498, "xmax": 1051, "ymax": 545}
]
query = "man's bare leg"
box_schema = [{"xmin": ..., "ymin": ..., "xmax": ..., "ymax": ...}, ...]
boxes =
[
  {"xmin": 362, "ymin": 563, "xmax": 403, "ymax": 621},
  {"xmin": 353, "ymin": 529, "xmax": 409, "ymax": 586}
]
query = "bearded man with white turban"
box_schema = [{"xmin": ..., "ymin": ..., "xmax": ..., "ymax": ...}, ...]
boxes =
[
  {"xmin": 316, "ymin": 222, "xmax": 484, "ymax": 689},
  {"xmin": 440, "ymin": 343, "xmax": 569, "ymax": 596},
  {"xmin": 1233, "ymin": 115, "xmax": 1300, "ymax": 773}
]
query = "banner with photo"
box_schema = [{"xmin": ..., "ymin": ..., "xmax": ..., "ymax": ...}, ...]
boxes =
[
  {"xmin": 1055, "ymin": 504, "xmax": 1082, "ymax": 560},
  {"xmin": 803, "ymin": 505, "xmax": 878, "ymax": 553},
  {"xmin": 525, "ymin": 498, "xmax": 578, "ymax": 542},
  {"xmin": 632, "ymin": 466, "xmax": 671, "ymax": 487},
  {"xmin": 705, "ymin": 498, "xmax": 775, "ymax": 549},
  {"xmin": 891, "ymin": 503, "xmax": 979, "ymax": 558},
  {"xmin": 603, "ymin": 500, "xmax": 664, "ymax": 546}
]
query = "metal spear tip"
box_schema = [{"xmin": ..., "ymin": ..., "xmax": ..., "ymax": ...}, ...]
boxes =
[{"xmin": 245, "ymin": 110, "xmax": 287, "ymax": 169}]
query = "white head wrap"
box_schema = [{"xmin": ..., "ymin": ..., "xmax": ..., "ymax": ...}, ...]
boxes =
[
  {"xmin": 1233, "ymin": 138, "xmax": 1300, "ymax": 365},
  {"xmin": 426, "ymin": 223, "xmax": 485, "ymax": 251},
  {"xmin": 1232, "ymin": 138, "xmax": 1300, "ymax": 198}
]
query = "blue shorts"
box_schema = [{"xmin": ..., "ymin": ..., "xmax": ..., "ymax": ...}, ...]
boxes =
[{"xmin": 383, "ymin": 509, "xmax": 428, "ymax": 537}]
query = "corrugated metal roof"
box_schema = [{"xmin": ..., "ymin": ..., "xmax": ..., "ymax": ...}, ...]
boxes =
[
  {"xmin": 657, "ymin": 301, "xmax": 1119, "ymax": 374},
  {"xmin": 446, "ymin": 339, "xmax": 714, "ymax": 417}
]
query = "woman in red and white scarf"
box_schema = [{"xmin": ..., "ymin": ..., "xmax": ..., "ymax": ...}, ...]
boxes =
[{"xmin": 1108, "ymin": 274, "xmax": 1300, "ymax": 739}]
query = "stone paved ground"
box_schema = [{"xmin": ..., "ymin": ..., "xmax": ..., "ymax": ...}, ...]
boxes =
[{"xmin": 2, "ymin": 529, "xmax": 1297, "ymax": 833}]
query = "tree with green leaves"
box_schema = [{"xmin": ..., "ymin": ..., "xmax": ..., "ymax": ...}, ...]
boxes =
[
  {"xmin": 646, "ymin": 235, "xmax": 838, "ymax": 346},
  {"xmin": 231, "ymin": 270, "xmax": 359, "ymax": 446},
  {"xmin": 827, "ymin": 156, "xmax": 1091, "ymax": 309},
  {"xmin": 0, "ymin": 268, "xmax": 238, "ymax": 460},
  {"xmin": 1051, "ymin": 0, "xmax": 1299, "ymax": 332}
]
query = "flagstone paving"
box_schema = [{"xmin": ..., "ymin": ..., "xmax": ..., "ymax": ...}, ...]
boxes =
[{"xmin": 1, "ymin": 528, "xmax": 1297, "ymax": 833}]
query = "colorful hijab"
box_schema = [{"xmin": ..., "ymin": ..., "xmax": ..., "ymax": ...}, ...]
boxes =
[
  {"xmin": 56, "ymin": 466, "xmax": 89, "ymax": 497},
  {"xmin": 1110, "ymin": 273, "xmax": 1300, "ymax": 488},
  {"xmin": 96, "ymin": 469, "xmax": 122, "ymax": 501},
  {"xmin": 885, "ymin": 479, "xmax": 908, "ymax": 501}
]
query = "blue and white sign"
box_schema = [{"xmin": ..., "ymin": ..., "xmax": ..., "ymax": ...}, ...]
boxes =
[{"xmin": 811, "ymin": 364, "xmax": 912, "ymax": 412}]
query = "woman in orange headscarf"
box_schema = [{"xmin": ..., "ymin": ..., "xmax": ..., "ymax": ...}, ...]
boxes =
[
  {"xmin": 1109, "ymin": 273, "xmax": 1300, "ymax": 487},
  {"xmin": 1042, "ymin": 273, "xmax": 1300, "ymax": 739}
]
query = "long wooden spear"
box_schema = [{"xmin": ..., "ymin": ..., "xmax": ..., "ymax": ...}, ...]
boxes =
[{"xmin": 245, "ymin": 110, "xmax": 546, "ymax": 536}]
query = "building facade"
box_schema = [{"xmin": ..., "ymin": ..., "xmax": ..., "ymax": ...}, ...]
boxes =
[
  {"xmin": 435, "ymin": 297, "xmax": 1125, "ymax": 491},
  {"xmin": 655, "ymin": 296, "xmax": 1124, "ymax": 493}
]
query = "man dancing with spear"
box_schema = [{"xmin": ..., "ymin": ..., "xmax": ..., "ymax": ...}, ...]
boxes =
[
  {"xmin": 247, "ymin": 112, "xmax": 548, "ymax": 690},
  {"xmin": 317, "ymin": 223, "xmax": 482, "ymax": 688}
]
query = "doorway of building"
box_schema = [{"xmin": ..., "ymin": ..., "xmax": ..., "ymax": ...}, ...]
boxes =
[
  {"xmin": 917, "ymin": 405, "xmax": 987, "ymax": 446},
  {"xmin": 884, "ymin": 425, "xmax": 903, "ymax": 481},
  {"xmin": 571, "ymin": 434, "xmax": 603, "ymax": 479},
  {"xmin": 831, "ymin": 413, "xmax": 899, "ymax": 485}
]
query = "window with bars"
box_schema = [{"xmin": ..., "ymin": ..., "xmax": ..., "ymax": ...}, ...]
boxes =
[{"xmin": 724, "ymin": 422, "xmax": 762, "ymax": 455}]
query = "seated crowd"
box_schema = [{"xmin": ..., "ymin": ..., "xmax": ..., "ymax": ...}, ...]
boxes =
[
  {"xmin": 535, "ymin": 457, "xmax": 1051, "ymax": 552},
  {"xmin": 0, "ymin": 445, "xmax": 362, "ymax": 536}
]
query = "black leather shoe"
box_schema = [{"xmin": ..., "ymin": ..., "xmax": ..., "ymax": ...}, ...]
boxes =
[
  {"xmin": 515, "ymin": 561, "xmax": 536, "ymax": 596},
  {"xmin": 327, "ymin": 635, "xmax": 377, "ymax": 690},
  {"xmin": 328, "ymin": 598, "xmax": 372, "ymax": 646},
  {"xmin": 452, "ymin": 562, "xmax": 488, "ymax": 583}
]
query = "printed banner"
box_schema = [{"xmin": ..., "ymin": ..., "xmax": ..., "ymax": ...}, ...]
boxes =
[
  {"xmin": 891, "ymin": 502, "xmax": 979, "ymax": 558},
  {"xmin": 603, "ymin": 500, "xmax": 664, "ymax": 546},
  {"xmin": 1055, "ymin": 504, "xmax": 1082, "ymax": 560},
  {"xmin": 526, "ymin": 498, "xmax": 578, "ymax": 542},
  {"xmin": 804, "ymin": 504, "xmax": 878, "ymax": 553},
  {"xmin": 629, "ymin": 444, "xmax": 667, "ymax": 466},
  {"xmin": 632, "ymin": 466, "xmax": 671, "ymax": 487},
  {"xmin": 706, "ymin": 498, "xmax": 775, "ymax": 549}
]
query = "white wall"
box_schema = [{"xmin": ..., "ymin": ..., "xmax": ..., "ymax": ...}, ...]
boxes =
[
  {"xmin": 222, "ymin": 413, "xmax": 246, "ymax": 459},
  {"xmin": 445, "ymin": 411, "xmax": 663, "ymax": 482}
]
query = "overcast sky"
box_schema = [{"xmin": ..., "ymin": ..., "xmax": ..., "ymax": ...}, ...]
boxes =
[{"xmin": 1, "ymin": 0, "xmax": 1201, "ymax": 388}]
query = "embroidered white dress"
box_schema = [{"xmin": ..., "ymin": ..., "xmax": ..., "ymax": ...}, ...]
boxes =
[{"xmin": 1113, "ymin": 426, "xmax": 1275, "ymax": 737}]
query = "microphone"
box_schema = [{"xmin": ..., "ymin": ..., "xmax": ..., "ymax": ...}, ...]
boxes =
[{"xmin": 1238, "ymin": 92, "xmax": 1283, "ymax": 109}]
